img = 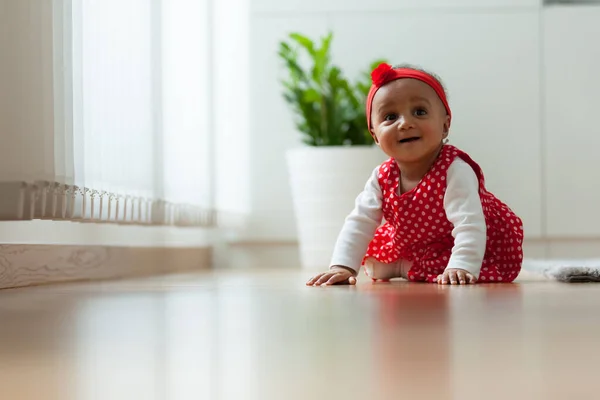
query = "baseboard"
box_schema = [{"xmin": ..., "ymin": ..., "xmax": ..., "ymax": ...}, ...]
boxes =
[
  {"xmin": 215, "ymin": 240, "xmax": 300, "ymax": 269},
  {"xmin": 524, "ymin": 238, "xmax": 600, "ymax": 259},
  {"xmin": 218, "ymin": 238, "xmax": 600, "ymax": 270},
  {"xmin": 0, "ymin": 244, "xmax": 212, "ymax": 290}
]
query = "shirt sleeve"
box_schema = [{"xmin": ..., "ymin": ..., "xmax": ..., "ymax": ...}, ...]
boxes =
[
  {"xmin": 329, "ymin": 166, "xmax": 384, "ymax": 274},
  {"xmin": 443, "ymin": 158, "xmax": 487, "ymax": 278}
]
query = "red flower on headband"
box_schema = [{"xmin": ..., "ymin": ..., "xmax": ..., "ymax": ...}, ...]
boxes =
[{"xmin": 371, "ymin": 63, "xmax": 394, "ymax": 87}]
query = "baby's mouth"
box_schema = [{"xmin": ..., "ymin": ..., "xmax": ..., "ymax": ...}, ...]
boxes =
[{"xmin": 398, "ymin": 137, "xmax": 420, "ymax": 144}]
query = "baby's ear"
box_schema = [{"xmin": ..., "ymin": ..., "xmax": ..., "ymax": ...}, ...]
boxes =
[{"xmin": 443, "ymin": 115, "xmax": 451, "ymax": 133}]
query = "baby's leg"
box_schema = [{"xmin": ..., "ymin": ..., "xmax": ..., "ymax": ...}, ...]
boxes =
[{"xmin": 364, "ymin": 258, "xmax": 414, "ymax": 282}]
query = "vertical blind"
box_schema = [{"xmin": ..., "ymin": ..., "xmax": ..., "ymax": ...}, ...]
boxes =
[{"xmin": 1, "ymin": 0, "xmax": 216, "ymax": 227}]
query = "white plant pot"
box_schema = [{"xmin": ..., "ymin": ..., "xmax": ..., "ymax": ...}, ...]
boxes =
[{"xmin": 286, "ymin": 145, "xmax": 387, "ymax": 270}]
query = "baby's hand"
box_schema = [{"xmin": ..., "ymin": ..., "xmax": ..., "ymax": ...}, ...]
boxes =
[
  {"xmin": 306, "ymin": 266, "xmax": 357, "ymax": 286},
  {"xmin": 437, "ymin": 268, "xmax": 477, "ymax": 285}
]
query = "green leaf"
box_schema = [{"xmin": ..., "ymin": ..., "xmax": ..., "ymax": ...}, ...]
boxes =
[
  {"xmin": 303, "ymin": 88, "xmax": 321, "ymax": 103},
  {"xmin": 289, "ymin": 33, "xmax": 316, "ymax": 57},
  {"xmin": 279, "ymin": 42, "xmax": 292, "ymax": 53},
  {"xmin": 312, "ymin": 32, "xmax": 332, "ymax": 84}
]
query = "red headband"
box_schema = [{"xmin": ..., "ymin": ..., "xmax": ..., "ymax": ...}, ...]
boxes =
[{"xmin": 366, "ymin": 63, "xmax": 451, "ymax": 131}]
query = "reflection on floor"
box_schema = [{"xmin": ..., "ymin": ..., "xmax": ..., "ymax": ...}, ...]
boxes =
[{"xmin": 0, "ymin": 269, "xmax": 598, "ymax": 400}]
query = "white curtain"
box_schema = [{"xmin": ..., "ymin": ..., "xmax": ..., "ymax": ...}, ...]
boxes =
[
  {"xmin": 74, "ymin": 0, "xmax": 213, "ymax": 226},
  {"xmin": 1, "ymin": 0, "xmax": 254, "ymax": 228},
  {"xmin": 1, "ymin": 0, "xmax": 215, "ymax": 227},
  {"xmin": 76, "ymin": 0, "xmax": 157, "ymax": 215},
  {"xmin": 71, "ymin": 0, "xmax": 161, "ymax": 223}
]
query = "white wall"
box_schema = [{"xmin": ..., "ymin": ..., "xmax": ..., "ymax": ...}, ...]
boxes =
[
  {"xmin": 242, "ymin": 0, "xmax": 545, "ymax": 243},
  {"xmin": 542, "ymin": 5, "xmax": 600, "ymax": 237},
  {"xmin": 252, "ymin": 0, "xmax": 540, "ymax": 12}
]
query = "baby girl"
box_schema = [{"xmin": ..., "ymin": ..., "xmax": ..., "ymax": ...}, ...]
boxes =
[{"xmin": 307, "ymin": 63, "xmax": 523, "ymax": 286}]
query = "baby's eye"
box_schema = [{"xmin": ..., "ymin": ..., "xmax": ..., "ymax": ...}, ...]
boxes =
[
  {"xmin": 414, "ymin": 108, "xmax": 427, "ymax": 116},
  {"xmin": 384, "ymin": 113, "xmax": 397, "ymax": 121}
]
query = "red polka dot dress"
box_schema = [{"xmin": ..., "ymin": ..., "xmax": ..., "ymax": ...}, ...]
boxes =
[{"xmin": 363, "ymin": 145, "xmax": 523, "ymax": 283}]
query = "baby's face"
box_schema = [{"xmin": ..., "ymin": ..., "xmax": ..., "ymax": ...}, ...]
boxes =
[{"xmin": 370, "ymin": 78, "xmax": 449, "ymax": 165}]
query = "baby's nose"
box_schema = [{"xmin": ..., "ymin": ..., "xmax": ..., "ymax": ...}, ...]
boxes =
[{"xmin": 397, "ymin": 115, "xmax": 411, "ymax": 128}]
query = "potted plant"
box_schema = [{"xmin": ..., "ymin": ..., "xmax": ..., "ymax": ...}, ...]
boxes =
[{"xmin": 278, "ymin": 31, "xmax": 388, "ymax": 270}]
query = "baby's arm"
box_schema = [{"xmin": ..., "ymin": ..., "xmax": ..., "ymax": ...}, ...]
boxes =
[
  {"xmin": 306, "ymin": 166, "xmax": 384, "ymax": 286},
  {"xmin": 439, "ymin": 158, "xmax": 487, "ymax": 284}
]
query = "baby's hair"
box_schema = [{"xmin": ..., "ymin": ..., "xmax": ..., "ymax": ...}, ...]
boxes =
[{"xmin": 392, "ymin": 63, "xmax": 449, "ymax": 100}]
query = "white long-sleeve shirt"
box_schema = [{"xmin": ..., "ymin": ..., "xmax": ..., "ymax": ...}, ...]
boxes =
[{"xmin": 329, "ymin": 158, "xmax": 487, "ymax": 278}]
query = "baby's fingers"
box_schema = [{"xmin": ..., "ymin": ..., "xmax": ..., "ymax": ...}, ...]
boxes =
[
  {"xmin": 449, "ymin": 270, "xmax": 459, "ymax": 285},
  {"xmin": 467, "ymin": 273, "xmax": 477, "ymax": 284},
  {"xmin": 440, "ymin": 272, "xmax": 451, "ymax": 285},
  {"xmin": 313, "ymin": 273, "xmax": 337, "ymax": 286},
  {"xmin": 306, "ymin": 273, "xmax": 327, "ymax": 286}
]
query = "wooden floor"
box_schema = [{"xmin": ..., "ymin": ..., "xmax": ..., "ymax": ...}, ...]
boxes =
[{"xmin": 0, "ymin": 269, "xmax": 599, "ymax": 400}]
